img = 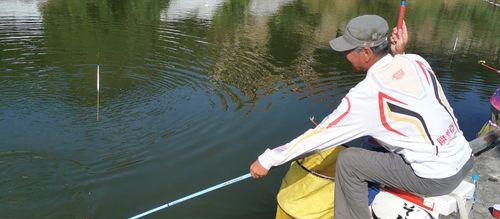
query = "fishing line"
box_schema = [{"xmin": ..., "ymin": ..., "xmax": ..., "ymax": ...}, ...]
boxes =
[{"xmin": 96, "ymin": 64, "xmax": 100, "ymax": 121}]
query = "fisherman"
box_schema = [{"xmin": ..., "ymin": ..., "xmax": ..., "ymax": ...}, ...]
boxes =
[{"xmin": 249, "ymin": 15, "xmax": 473, "ymax": 219}]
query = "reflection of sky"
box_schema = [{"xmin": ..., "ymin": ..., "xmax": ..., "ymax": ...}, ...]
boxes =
[
  {"xmin": 160, "ymin": 0, "xmax": 294, "ymax": 22},
  {"xmin": 0, "ymin": 0, "xmax": 46, "ymax": 17},
  {"xmin": 249, "ymin": 0, "xmax": 294, "ymax": 16},
  {"xmin": 161, "ymin": 0, "xmax": 227, "ymax": 22}
]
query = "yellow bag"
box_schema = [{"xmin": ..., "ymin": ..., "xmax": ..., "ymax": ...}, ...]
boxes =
[
  {"xmin": 477, "ymin": 122, "xmax": 495, "ymax": 137},
  {"xmin": 275, "ymin": 146, "xmax": 345, "ymax": 219}
]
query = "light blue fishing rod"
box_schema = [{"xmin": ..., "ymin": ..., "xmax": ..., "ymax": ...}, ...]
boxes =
[{"xmin": 128, "ymin": 173, "xmax": 252, "ymax": 219}]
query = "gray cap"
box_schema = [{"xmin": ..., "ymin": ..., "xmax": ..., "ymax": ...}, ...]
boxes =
[{"xmin": 330, "ymin": 15, "xmax": 389, "ymax": 52}]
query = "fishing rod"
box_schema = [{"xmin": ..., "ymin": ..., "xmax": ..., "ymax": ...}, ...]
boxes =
[
  {"xmin": 128, "ymin": 146, "xmax": 325, "ymax": 219},
  {"xmin": 478, "ymin": 60, "xmax": 500, "ymax": 73},
  {"xmin": 397, "ymin": 0, "xmax": 407, "ymax": 29},
  {"xmin": 391, "ymin": 0, "xmax": 407, "ymax": 56},
  {"xmin": 129, "ymin": 173, "xmax": 252, "ymax": 219}
]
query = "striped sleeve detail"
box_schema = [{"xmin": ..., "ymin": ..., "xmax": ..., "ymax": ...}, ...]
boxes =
[{"xmin": 327, "ymin": 97, "xmax": 351, "ymax": 128}]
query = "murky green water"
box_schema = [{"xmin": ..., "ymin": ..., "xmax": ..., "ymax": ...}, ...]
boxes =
[{"xmin": 0, "ymin": 0, "xmax": 499, "ymax": 218}]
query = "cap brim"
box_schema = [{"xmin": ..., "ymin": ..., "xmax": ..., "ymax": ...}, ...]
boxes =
[{"xmin": 329, "ymin": 36, "xmax": 356, "ymax": 52}]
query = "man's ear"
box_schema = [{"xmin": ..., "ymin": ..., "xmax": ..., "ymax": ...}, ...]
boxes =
[{"xmin": 362, "ymin": 47, "xmax": 374, "ymax": 63}]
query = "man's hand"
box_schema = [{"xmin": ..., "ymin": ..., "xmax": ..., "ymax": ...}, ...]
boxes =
[
  {"xmin": 250, "ymin": 160, "xmax": 269, "ymax": 179},
  {"xmin": 390, "ymin": 20, "xmax": 408, "ymax": 55}
]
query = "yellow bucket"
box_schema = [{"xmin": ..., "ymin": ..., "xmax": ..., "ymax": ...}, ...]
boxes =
[{"xmin": 275, "ymin": 146, "xmax": 345, "ymax": 219}]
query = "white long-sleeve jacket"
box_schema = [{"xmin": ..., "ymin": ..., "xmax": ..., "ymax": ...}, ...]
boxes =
[{"xmin": 258, "ymin": 54, "xmax": 472, "ymax": 179}]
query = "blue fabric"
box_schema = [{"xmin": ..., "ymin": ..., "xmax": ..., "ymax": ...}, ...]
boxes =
[{"xmin": 367, "ymin": 182, "xmax": 380, "ymax": 205}]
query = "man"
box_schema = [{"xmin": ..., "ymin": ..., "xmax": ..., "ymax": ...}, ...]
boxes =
[{"xmin": 249, "ymin": 15, "xmax": 473, "ymax": 219}]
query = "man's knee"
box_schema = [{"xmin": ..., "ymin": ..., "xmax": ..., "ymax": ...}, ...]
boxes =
[{"xmin": 337, "ymin": 147, "xmax": 364, "ymax": 170}]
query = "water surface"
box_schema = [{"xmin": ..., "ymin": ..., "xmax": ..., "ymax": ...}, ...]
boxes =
[{"xmin": 0, "ymin": 0, "xmax": 499, "ymax": 218}]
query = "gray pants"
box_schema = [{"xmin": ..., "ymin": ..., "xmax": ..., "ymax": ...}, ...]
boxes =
[{"xmin": 334, "ymin": 147, "xmax": 473, "ymax": 219}]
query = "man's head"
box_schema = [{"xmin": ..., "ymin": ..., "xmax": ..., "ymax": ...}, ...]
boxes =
[{"xmin": 330, "ymin": 15, "xmax": 389, "ymax": 72}]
